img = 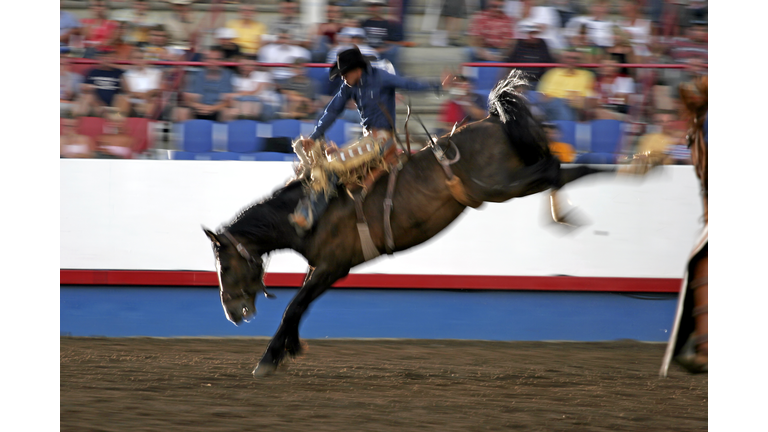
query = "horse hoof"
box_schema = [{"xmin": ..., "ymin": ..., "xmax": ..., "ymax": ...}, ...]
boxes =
[
  {"xmin": 252, "ymin": 362, "xmax": 277, "ymax": 378},
  {"xmin": 673, "ymin": 354, "xmax": 708, "ymax": 374}
]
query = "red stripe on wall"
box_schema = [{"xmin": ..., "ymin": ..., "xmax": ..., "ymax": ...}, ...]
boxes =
[{"xmin": 60, "ymin": 270, "xmax": 681, "ymax": 293}]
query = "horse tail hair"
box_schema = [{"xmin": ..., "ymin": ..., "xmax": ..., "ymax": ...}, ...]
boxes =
[{"xmin": 487, "ymin": 69, "xmax": 551, "ymax": 166}]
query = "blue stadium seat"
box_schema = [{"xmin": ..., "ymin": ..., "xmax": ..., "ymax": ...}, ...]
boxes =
[
  {"xmin": 179, "ymin": 119, "xmax": 215, "ymax": 153},
  {"xmin": 552, "ymin": 120, "xmax": 577, "ymax": 146},
  {"xmin": 227, "ymin": 120, "xmax": 264, "ymax": 153},
  {"xmin": 271, "ymin": 119, "xmax": 302, "ymax": 139},
  {"xmin": 308, "ymin": 67, "xmax": 331, "ymax": 96},
  {"xmin": 253, "ymin": 152, "xmax": 297, "ymax": 162},
  {"xmin": 324, "ymin": 120, "xmax": 348, "ymax": 146},
  {"xmin": 475, "ymin": 67, "xmax": 503, "ymax": 90},
  {"xmin": 574, "ymin": 152, "xmax": 617, "ymax": 164},
  {"xmin": 590, "ymin": 119, "xmax": 623, "ymax": 154}
]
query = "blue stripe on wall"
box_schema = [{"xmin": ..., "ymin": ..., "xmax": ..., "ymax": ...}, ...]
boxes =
[{"xmin": 60, "ymin": 286, "xmax": 678, "ymax": 342}]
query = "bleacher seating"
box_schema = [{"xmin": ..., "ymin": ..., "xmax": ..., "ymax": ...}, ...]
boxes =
[
  {"xmin": 590, "ymin": 119, "xmax": 624, "ymax": 154},
  {"xmin": 178, "ymin": 119, "xmax": 215, "ymax": 153},
  {"xmin": 125, "ymin": 117, "xmax": 153, "ymax": 155},
  {"xmin": 271, "ymin": 119, "xmax": 302, "ymax": 139},
  {"xmin": 552, "ymin": 120, "xmax": 576, "ymax": 147},
  {"xmin": 226, "ymin": 120, "xmax": 264, "ymax": 153}
]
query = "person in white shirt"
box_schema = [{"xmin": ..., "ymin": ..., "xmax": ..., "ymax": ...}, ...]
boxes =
[
  {"xmin": 617, "ymin": 0, "xmax": 651, "ymax": 58},
  {"xmin": 124, "ymin": 50, "xmax": 162, "ymax": 118},
  {"xmin": 230, "ymin": 57, "xmax": 282, "ymax": 121},
  {"xmin": 511, "ymin": 0, "xmax": 566, "ymax": 51},
  {"xmin": 325, "ymin": 27, "xmax": 380, "ymax": 64},
  {"xmin": 564, "ymin": 0, "xmax": 616, "ymax": 49},
  {"xmin": 258, "ymin": 30, "xmax": 311, "ymax": 83}
]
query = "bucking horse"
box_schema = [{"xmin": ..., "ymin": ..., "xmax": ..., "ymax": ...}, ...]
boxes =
[{"xmin": 203, "ymin": 71, "xmax": 660, "ymax": 377}]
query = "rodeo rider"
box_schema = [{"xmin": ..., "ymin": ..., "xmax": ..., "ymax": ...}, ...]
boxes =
[{"xmin": 290, "ymin": 47, "xmax": 454, "ymax": 234}]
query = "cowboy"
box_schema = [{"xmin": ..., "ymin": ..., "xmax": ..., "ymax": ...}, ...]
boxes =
[{"xmin": 290, "ymin": 47, "xmax": 452, "ymax": 233}]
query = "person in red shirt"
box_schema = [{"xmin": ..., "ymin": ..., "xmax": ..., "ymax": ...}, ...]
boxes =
[
  {"xmin": 81, "ymin": 0, "xmax": 119, "ymax": 57},
  {"xmin": 467, "ymin": 0, "xmax": 515, "ymax": 61},
  {"xmin": 438, "ymin": 75, "xmax": 487, "ymax": 133}
]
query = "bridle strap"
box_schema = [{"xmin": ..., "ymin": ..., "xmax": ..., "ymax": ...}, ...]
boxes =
[{"xmin": 221, "ymin": 230, "xmax": 257, "ymax": 264}]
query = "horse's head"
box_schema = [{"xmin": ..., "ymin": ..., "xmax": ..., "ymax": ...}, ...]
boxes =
[
  {"xmin": 679, "ymin": 75, "xmax": 708, "ymax": 140},
  {"xmin": 203, "ymin": 227, "xmax": 267, "ymax": 325}
]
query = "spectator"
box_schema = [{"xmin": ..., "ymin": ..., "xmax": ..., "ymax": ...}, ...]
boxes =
[
  {"xmin": 636, "ymin": 111, "xmax": 687, "ymax": 164},
  {"xmin": 60, "ymin": 0, "xmax": 82, "ymax": 49},
  {"xmin": 226, "ymin": 2, "xmax": 267, "ymax": 59},
  {"xmin": 258, "ymin": 30, "xmax": 311, "ymax": 84},
  {"xmin": 536, "ymin": 49, "xmax": 595, "ymax": 121},
  {"xmin": 466, "ymin": 0, "xmax": 515, "ymax": 62},
  {"xmin": 164, "ymin": 0, "xmax": 200, "ymax": 49},
  {"xmin": 360, "ymin": 0, "xmax": 404, "ymax": 71},
  {"xmin": 143, "ymin": 25, "xmax": 174, "ymax": 61},
  {"xmin": 438, "ymin": 75, "xmax": 487, "ymax": 133},
  {"xmin": 543, "ymin": 122, "xmax": 576, "ymax": 163},
  {"xmin": 77, "ymin": 50, "xmax": 131, "ymax": 117},
  {"xmin": 569, "ymin": 22, "xmax": 601, "ymax": 64},
  {"xmin": 61, "ymin": 56, "xmax": 84, "ymax": 117},
  {"xmin": 315, "ymin": 2, "xmax": 345, "ymax": 47},
  {"xmin": 95, "ymin": 109, "xmax": 135, "ymax": 159},
  {"xmin": 684, "ymin": 0, "xmax": 708, "ymax": 29},
  {"xmin": 503, "ymin": 22, "xmax": 556, "ymax": 84},
  {"xmin": 563, "ymin": 0, "xmax": 615, "ymax": 50},
  {"xmin": 655, "ymin": 0, "xmax": 687, "ymax": 41},
  {"xmin": 592, "ymin": 58, "xmax": 635, "ymax": 120},
  {"xmin": 81, "ymin": 0, "xmax": 119, "ymax": 57},
  {"xmin": 230, "ymin": 57, "xmax": 280, "ymax": 121},
  {"xmin": 617, "ymin": 0, "xmax": 651, "ymax": 59},
  {"xmin": 176, "ymin": 49, "xmax": 234, "ymax": 122},
  {"xmin": 512, "ymin": 0, "xmax": 566, "ymax": 51},
  {"xmin": 110, "ymin": 21, "xmax": 137, "ymax": 60},
  {"xmin": 663, "ymin": 21, "xmax": 707, "ymax": 91},
  {"xmin": 605, "ymin": 27, "xmax": 636, "ymax": 76},
  {"xmin": 269, "ymin": 0, "xmax": 310, "ymax": 49},
  {"xmin": 124, "ymin": 50, "xmax": 163, "ymax": 118},
  {"xmin": 440, "ymin": 0, "xmax": 467, "ymax": 47},
  {"xmin": 111, "ymin": 0, "xmax": 160, "ymax": 47},
  {"xmin": 667, "ymin": 21, "xmax": 708, "ymax": 65},
  {"xmin": 326, "ymin": 27, "xmax": 380, "ymax": 64},
  {"xmin": 279, "ymin": 59, "xmax": 321, "ymax": 120},
  {"xmin": 60, "ymin": 116, "xmax": 96, "ymax": 159},
  {"xmin": 213, "ymin": 28, "xmax": 242, "ymax": 61}
]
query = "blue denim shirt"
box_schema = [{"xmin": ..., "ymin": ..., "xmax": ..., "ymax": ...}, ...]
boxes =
[
  {"xmin": 309, "ymin": 66, "xmax": 441, "ymax": 141},
  {"xmin": 186, "ymin": 68, "xmax": 233, "ymax": 106}
]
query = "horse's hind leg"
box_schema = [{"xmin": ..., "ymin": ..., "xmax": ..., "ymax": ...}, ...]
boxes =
[{"xmin": 253, "ymin": 265, "xmax": 350, "ymax": 378}]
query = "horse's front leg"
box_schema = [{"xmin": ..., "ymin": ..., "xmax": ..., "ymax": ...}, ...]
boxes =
[{"xmin": 253, "ymin": 266, "xmax": 349, "ymax": 377}]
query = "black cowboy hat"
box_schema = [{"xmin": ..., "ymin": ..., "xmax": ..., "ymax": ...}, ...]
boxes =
[{"xmin": 329, "ymin": 47, "xmax": 371, "ymax": 81}]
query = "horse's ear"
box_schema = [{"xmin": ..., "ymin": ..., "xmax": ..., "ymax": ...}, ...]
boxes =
[{"xmin": 202, "ymin": 226, "xmax": 220, "ymax": 247}]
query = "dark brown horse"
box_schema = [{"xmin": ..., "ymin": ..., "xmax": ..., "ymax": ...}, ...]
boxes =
[
  {"xmin": 203, "ymin": 71, "xmax": 645, "ymax": 377},
  {"xmin": 661, "ymin": 76, "xmax": 708, "ymax": 376}
]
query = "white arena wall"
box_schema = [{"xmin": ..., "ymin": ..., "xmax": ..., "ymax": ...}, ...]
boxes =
[{"xmin": 60, "ymin": 160, "xmax": 703, "ymax": 280}]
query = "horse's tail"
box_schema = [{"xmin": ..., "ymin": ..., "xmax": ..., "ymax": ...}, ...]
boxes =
[{"xmin": 487, "ymin": 70, "xmax": 551, "ymax": 166}]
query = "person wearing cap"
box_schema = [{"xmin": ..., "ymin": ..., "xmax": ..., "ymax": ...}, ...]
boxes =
[
  {"xmin": 503, "ymin": 21, "xmax": 556, "ymax": 84},
  {"xmin": 111, "ymin": 0, "xmax": 160, "ymax": 46},
  {"xmin": 213, "ymin": 27, "xmax": 242, "ymax": 61},
  {"xmin": 225, "ymin": 2, "xmax": 267, "ymax": 59},
  {"xmin": 288, "ymin": 47, "xmax": 453, "ymax": 233},
  {"xmin": 360, "ymin": 0, "xmax": 404, "ymax": 71},
  {"xmin": 325, "ymin": 27, "xmax": 379, "ymax": 64},
  {"xmin": 164, "ymin": 0, "xmax": 200, "ymax": 49}
]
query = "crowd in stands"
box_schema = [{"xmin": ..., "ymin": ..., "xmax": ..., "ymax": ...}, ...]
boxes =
[{"xmin": 60, "ymin": 0, "xmax": 707, "ymax": 163}]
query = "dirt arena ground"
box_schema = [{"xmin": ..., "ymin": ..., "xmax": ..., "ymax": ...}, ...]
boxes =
[{"xmin": 61, "ymin": 337, "xmax": 707, "ymax": 431}]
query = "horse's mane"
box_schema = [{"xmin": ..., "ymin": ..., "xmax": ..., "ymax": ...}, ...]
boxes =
[
  {"xmin": 225, "ymin": 179, "xmax": 304, "ymax": 240},
  {"xmin": 487, "ymin": 70, "xmax": 550, "ymax": 165},
  {"xmin": 679, "ymin": 75, "xmax": 708, "ymax": 120}
]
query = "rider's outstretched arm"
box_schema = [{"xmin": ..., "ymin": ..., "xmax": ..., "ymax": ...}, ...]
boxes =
[
  {"xmin": 309, "ymin": 85, "xmax": 352, "ymax": 141},
  {"xmin": 380, "ymin": 69, "xmax": 444, "ymax": 96}
]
